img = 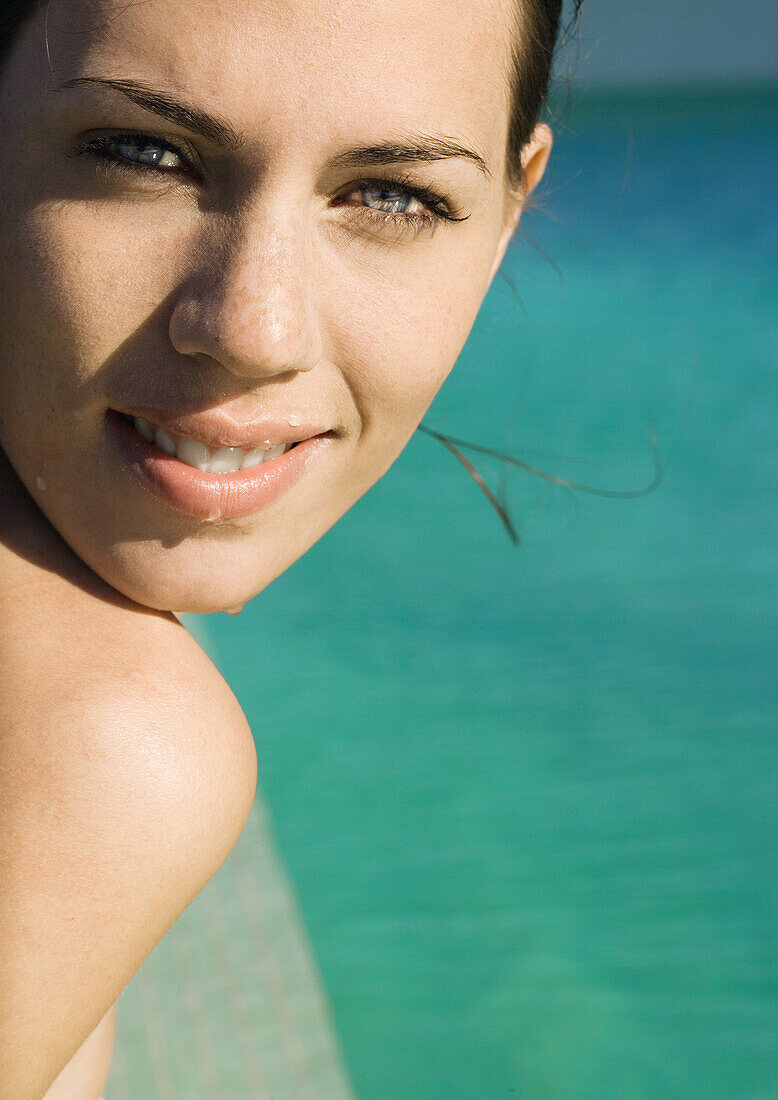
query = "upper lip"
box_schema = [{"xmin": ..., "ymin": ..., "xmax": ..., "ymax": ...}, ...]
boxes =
[{"xmin": 114, "ymin": 406, "xmax": 332, "ymax": 450}]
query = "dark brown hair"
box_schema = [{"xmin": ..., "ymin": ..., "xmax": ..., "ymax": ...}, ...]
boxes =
[
  {"xmin": 505, "ymin": 0, "xmax": 583, "ymax": 188},
  {"xmin": 0, "ymin": 0, "xmax": 582, "ymax": 179}
]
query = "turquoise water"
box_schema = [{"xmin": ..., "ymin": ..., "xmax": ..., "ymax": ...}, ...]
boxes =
[{"xmin": 196, "ymin": 89, "xmax": 777, "ymax": 1099}]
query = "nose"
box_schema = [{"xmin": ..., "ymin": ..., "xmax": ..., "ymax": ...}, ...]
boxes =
[{"xmin": 168, "ymin": 211, "xmax": 324, "ymax": 380}]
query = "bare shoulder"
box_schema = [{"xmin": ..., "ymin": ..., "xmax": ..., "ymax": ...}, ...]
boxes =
[{"xmin": 0, "ymin": 483, "xmax": 257, "ymax": 1099}]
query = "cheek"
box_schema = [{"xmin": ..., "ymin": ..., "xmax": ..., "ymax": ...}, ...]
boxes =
[
  {"xmin": 5, "ymin": 201, "xmax": 181, "ymax": 368},
  {"xmin": 0, "ymin": 200, "xmax": 187, "ymax": 457},
  {"xmin": 324, "ymin": 240, "xmax": 494, "ymax": 446}
]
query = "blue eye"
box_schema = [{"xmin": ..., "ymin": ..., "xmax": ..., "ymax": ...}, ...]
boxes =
[
  {"xmin": 112, "ymin": 140, "xmax": 183, "ymax": 169},
  {"xmin": 340, "ymin": 177, "xmax": 465, "ymax": 228},
  {"xmin": 359, "ymin": 185, "xmax": 427, "ymax": 216},
  {"xmin": 75, "ymin": 131, "xmax": 193, "ymax": 176}
]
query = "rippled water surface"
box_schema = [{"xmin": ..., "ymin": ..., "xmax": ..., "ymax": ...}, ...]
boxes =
[{"xmin": 197, "ymin": 88, "xmax": 777, "ymax": 1099}]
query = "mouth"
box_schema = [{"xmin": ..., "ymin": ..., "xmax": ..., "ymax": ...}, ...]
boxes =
[
  {"xmin": 119, "ymin": 412, "xmax": 299, "ymax": 473},
  {"xmin": 107, "ymin": 409, "xmax": 332, "ymax": 521}
]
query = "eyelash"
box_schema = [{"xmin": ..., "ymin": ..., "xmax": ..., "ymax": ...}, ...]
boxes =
[{"xmin": 72, "ymin": 131, "xmax": 467, "ymax": 237}]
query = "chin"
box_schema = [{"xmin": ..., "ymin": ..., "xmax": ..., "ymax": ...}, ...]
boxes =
[
  {"xmin": 76, "ymin": 533, "xmax": 287, "ymax": 615},
  {"xmin": 109, "ymin": 568, "xmax": 269, "ymax": 615}
]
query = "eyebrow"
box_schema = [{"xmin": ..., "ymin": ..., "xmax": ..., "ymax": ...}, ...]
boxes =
[
  {"xmin": 58, "ymin": 77, "xmax": 245, "ymax": 150},
  {"xmin": 329, "ymin": 139, "xmax": 491, "ymax": 180},
  {"xmin": 58, "ymin": 76, "xmax": 491, "ymax": 179}
]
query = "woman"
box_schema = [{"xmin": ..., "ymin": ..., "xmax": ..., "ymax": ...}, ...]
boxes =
[{"xmin": 0, "ymin": 0, "xmax": 577, "ymax": 1096}]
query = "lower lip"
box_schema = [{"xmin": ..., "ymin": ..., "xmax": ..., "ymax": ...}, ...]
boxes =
[{"xmin": 108, "ymin": 410, "xmax": 329, "ymax": 520}]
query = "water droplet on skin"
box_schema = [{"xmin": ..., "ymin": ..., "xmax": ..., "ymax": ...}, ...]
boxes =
[
  {"xmin": 226, "ymin": 604, "xmax": 245, "ymax": 617},
  {"xmin": 287, "ymin": 414, "xmax": 302, "ymax": 427},
  {"xmin": 36, "ymin": 476, "xmax": 46, "ymax": 492}
]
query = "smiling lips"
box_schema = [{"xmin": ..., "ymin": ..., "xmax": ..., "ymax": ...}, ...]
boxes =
[
  {"xmin": 108, "ymin": 408, "xmax": 332, "ymax": 521},
  {"xmin": 131, "ymin": 415, "xmax": 294, "ymax": 473}
]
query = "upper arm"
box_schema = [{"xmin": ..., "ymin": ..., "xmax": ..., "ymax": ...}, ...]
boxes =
[{"xmin": 0, "ymin": 618, "xmax": 257, "ymax": 1100}]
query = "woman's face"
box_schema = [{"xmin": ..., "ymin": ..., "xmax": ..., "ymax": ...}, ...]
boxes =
[{"xmin": 0, "ymin": 0, "xmax": 549, "ymax": 612}]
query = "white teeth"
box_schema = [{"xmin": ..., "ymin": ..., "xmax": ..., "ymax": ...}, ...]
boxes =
[
  {"xmin": 176, "ymin": 437, "xmax": 210, "ymax": 472},
  {"xmin": 210, "ymin": 447, "xmax": 243, "ymax": 474},
  {"xmin": 241, "ymin": 448, "xmax": 267, "ymax": 469},
  {"xmin": 134, "ymin": 417, "xmax": 155, "ymax": 443},
  {"xmin": 155, "ymin": 427, "xmax": 177, "ymax": 456},
  {"xmin": 131, "ymin": 416, "xmax": 293, "ymax": 471}
]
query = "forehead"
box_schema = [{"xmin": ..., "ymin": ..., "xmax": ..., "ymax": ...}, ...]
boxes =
[{"xmin": 44, "ymin": 0, "xmax": 515, "ymax": 165}]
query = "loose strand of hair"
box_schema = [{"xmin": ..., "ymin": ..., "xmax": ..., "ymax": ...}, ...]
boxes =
[{"xmin": 417, "ymin": 422, "xmax": 663, "ymax": 541}]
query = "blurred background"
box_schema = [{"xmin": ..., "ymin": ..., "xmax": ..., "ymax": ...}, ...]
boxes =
[
  {"xmin": 565, "ymin": 0, "xmax": 776, "ymax": 85},
  {"xmin": 112, "ymin": 4, "xmax": 777, "ymax": 1097}
]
